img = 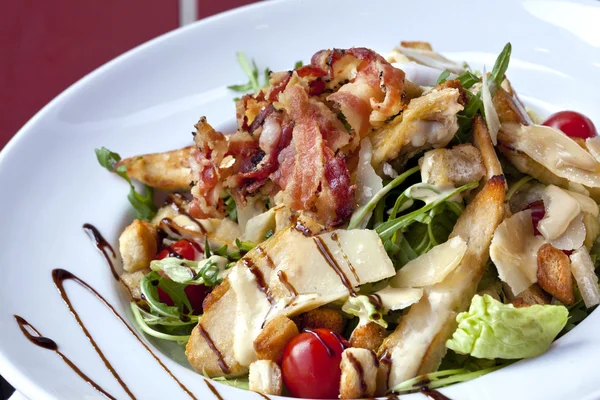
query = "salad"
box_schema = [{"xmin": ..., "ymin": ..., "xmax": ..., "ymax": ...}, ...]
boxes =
[{"xmin": 97, "ymin": 41, "xmax": 600, "ymax": 399}]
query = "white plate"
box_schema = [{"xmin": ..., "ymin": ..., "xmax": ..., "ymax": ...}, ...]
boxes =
[{"xmin": 1, "ymin": 0, "xmax": 599, "ymax": 399}]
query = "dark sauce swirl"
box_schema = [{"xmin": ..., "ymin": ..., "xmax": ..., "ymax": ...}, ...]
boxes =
[
  {"xmin": 14, "ymin": 315, "xmax": 116, "ymax": 400},
  {"xmin": 83, "ymin": 223, "xmax": 119, "ymax": 280}
]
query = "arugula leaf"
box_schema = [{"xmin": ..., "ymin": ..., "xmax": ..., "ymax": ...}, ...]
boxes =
[
  {"xmin": 436, "ymin": 70, "xmax": 451, "ymax": 85},
  {"xmin": 228, "ymin": 52, "xmax": 261, "ymax": 93},
  {"xmin": 140, "ymin": 272, "xmax": 191, "ymax": 319},
  {"xmin": 294, "ymin": 60, "xmax": 303, "ymax": 69},
  {"xmin": 390, "ymin": 364, "xmax": 506, "ymax": 394},
  {"xmin": 348, "ymin": 166, "xmax": 420, "ymax": 230},
  {"xmin": 130, "ymin": 302, "xmax": 192, "ymax": 342},
  {"xmin": 454, "ymin": 91, "xmax": 483, "ymax": 143},
  {"xmin": 455, "ymin": 70, "xmax": 480, "ymax": 89},
  {"xmin": 489, "ymin": 42, "xmax": 512, "ymax": 89},
  {"xmin": 376, "ymin": 181, "xmax": 478, "ymax": 241},
  {"xmin": 95, "ymin": 147, "xmax": 157, "ymax": 220},
  {"xmin": 224, "ymin": 195, "xmax": 238, "ymax": 222}
]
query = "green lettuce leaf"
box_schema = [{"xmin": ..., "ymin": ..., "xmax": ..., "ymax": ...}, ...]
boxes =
[{"xmin": 446, "ymin": 294, "xmax": 568, "ymax": 359}]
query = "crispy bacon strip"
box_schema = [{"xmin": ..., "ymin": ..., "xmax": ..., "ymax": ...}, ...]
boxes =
[{"xmin": 189, "ymin": 117, "xmax": 228, "ymax": 218}]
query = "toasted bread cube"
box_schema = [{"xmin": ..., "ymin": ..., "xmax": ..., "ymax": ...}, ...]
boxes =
[
  {"xmin": 537, "ymin": 243, "xmax": 574, "ymax": 305},
  {"xmin": 511, "ymin": 283, "xmax": 551, "ymax": 308},
  {"xmin": 300, "ymin": 308, "xmax": 344, "ymax": 335},
  {"xmin": 120, "ymin": 268, "xmax": 149, "ymax": 299},
  {"xmin": 254, "ymin": 315, "xmax": 299, "ymax": 363},
  {"xmin": 119, "ymin": 219, "xmax": 158, "ymax": 272},
  {"xmin": 248, "ymin": 360, "xmax": 282, "ymax": 396},
  {"xmin": 350, "ymin": 322, "xmax": 387, "ymax": 352},
  {"xmin": 340, "ymin": 348, "xmax": 379, "ymax": 399}
]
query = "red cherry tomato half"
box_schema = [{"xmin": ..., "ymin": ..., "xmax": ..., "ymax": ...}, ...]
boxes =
[
  {"xmin": 542, "ymin": 111, "xmax": 598, "ymax": 139},
  {"xmin": 156, "ymin": 239, "xmax": 197, "ymax": 261},
  {"xmin": 525, "ymin": 200, "xmax": 545, "ymax": 236},
  {"xmin": 281, "ymin": 329, "xmax": 349, "ymax": 399}
]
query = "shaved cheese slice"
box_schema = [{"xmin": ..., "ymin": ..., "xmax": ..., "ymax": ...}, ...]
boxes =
[
  {"xmin": 490, "ymin": 210, "xmax": 546, "ymax": 295},
  {"xmin": 391, "ymin": 46, "xmax": 466, "ymax": 74},
  {"xmin": 550, "ymin": 213, "xmax": 586, "ymax": 251},
  {"xmin": 481, "ymin": 68, "xmax": 500, "ymax": 145},
  {"xmin": 586, "ymin": 136, "xmax": 600, "ymax": 163},
  {"xmin": 353, "ymin": 138, "xmax": 383, "ymax": 229},
  {"xmin": 566, "ymin": 189, "xmax": 600, "ymax": 217},
  {"xmin": 390, "ymin": 236, "xmax": 467, "ymax": 288},
  {"xmin": 375, "ymin": 286, "xmax": 424, "ymax": 310},
  {"xmin": 570, "ymin": 247, "xmax": 600, "ymax": 308},
  {"xmin": 501, "ymin": 124, "xmax": 600, "ymax": 187},
  {"xmin": 539, "ymin": 185, "xmax": 581, "ymax": 241}
]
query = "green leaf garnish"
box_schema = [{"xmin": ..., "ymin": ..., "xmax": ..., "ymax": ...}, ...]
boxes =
[
  {"xmin": 376, "ymin": 181, "xmax": 478, "ymax": 241},
  {"xmin": 348, "ymin": 166, "xmax": 420, "ymax": 230},
  {"xmin": 489, "ymin": 42, "xmax": 512, "ymax": 90},
  {"xmin": 294, "ymin": 60, "xmax": 303, "ymax": 69},
  {"xmin": 455, "ymin": 70, "xmax": 480, "ymax": 89},
  {"xmin": 95, "ymin": 147, "xmax": 156, "ymax": 220},
  {"xmin": 436, "ymin": 70, "xmax": 451, "ymax": 85}
]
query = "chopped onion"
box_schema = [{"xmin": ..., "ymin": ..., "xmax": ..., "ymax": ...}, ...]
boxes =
[
  {"xmin": 481, "ymin": 68, "xmax": 500, "ymax": 145},
  {"xmin": 569, "ymin": 247, "xmax": 600, "ymax": 308},
  {"xmin": 390, "ymin": 236, "xmax": 467, "ymax": 288}
]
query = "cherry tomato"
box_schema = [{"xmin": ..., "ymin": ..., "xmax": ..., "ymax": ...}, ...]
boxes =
[
  {"xmin": 281, "ymin": 329, "xmax": 349, "ymax": 399},
  {"xmin": 542, "ymin": 111, "xmax": 597, "ymax": 139},
  {"xmin": 525, "ymin": 200, "xmax": 545, "ymax": 236},
  {"xmin": 156, "ymin": 239, "xmax": 197, "ymax": 261}
]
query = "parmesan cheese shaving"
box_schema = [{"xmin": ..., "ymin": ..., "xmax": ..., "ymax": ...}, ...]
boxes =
[
  {"xmin": 538, "ymin": 185, "xmax": 581, "ymax": 241},
  {"xmin": 490, "ymin": 210, "xmax": 546, "ymax": 295},
  {"xmin": 390, "ymin": 236, "xmax": 467, "ymax": 288}
]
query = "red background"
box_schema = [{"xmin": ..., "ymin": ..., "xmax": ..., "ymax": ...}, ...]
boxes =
[{"xmin": 0, "ymin": 0, "xmax": 258, "ymax": 150}]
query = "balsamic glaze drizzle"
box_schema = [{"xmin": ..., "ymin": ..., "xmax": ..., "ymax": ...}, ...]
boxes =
[
  {"xmin": 51, "ymin": 268, "xmax": 197, "ymax": 399},
  {"xmin": 313, "ymin": 236, "xmax": 357, "ymax": 296},
  {"xmin": 14, "ymin": 315, "xmax": 116, "ymax": 400},
  {"xmin": 83, "ymin": 223, "xmax": 119, "ymax": 280},
  {"xmin": 198, "ymin": 323, "xmax": 231, "ymax": 375},
  {"xmin": 205, "ymin": 379, "xmax": 225, "ymax": 400},
  {"xmin": 167, "ymin": 193, "xmax": 207, "ymax": 234},
  {"xmin": 420, "ymin": 387, "xmax": 452, "ymax": 400}
]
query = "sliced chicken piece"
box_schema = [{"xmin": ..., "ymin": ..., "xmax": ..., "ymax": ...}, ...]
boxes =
[
  {"xmin": 419, "ymin": 144, "xmax": 485, "ymax": 188},
  {"xmin": 116, "ymin": 146, "xmax": 193, "ymax": 191},
  {"xmin": 377, "ymin": 175, "xmax": 506, "ymax": 390},
  {"xmin": 370, "ymin": 87, "xmax": 464, "ymax": 170},
  {"xmin": 186, "ymin": 223, "xmax": 395, "ymax": 377}
]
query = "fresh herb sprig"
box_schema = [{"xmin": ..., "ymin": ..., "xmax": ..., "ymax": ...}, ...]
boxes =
[
  {"xmin": 228, "ymin": 52, "xmax": 303, "ymax": 95},
  {"xmin": 95, "ymin": 147, "xmax": 157, "ymax": 220}
]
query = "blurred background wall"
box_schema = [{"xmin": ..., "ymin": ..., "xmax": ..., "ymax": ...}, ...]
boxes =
[{"xmin": 0, "ymin": 0, "xmax": 259, "ymax": 151}]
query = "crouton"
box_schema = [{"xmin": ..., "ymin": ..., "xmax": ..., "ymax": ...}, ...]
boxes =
[
  {"xmin": 537, "ymin": 243, "xmax": 574, "ymax": 305},
  {"xmin": 300, "ymin": 308, "xmax": 344, "ymax": 335},
  {"xmin": 116, "ymin": 146, "xmax": 193, "ymax": 191},
  {"xmin": 472, "ymin": 115, "xmax": 504, "ymax": 181},
  {"xmin": 493, "ymin": 87, "xmax": 529, "ymax": 125},
  {"xmin": 511, "ymin": 283, "xmax": 551, "ymax": 308},
  {"xmin": 420, "ymin": 144, "xmax": 485, "ymax": 188},
  {"xmin": 120, "ymin": 268, "xmax": 149, "ymax": 300},
  {"xmin": 119, "ymin": 219, "xmax": 158, "ymax": 272},
  {"xmin": 339, "ymin": 348, "xmax": 379, "ymax": 399},
  {"xmin": 248, "ymin": 360, "xmax": 282, "ymax": 396},
  {"xmin": 254, "ymin": 315, "xmax": 299, "ymax": 363},
  {"xmin": 350, "ymin": 322, "xmax": 387, "ymax": 352}
]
